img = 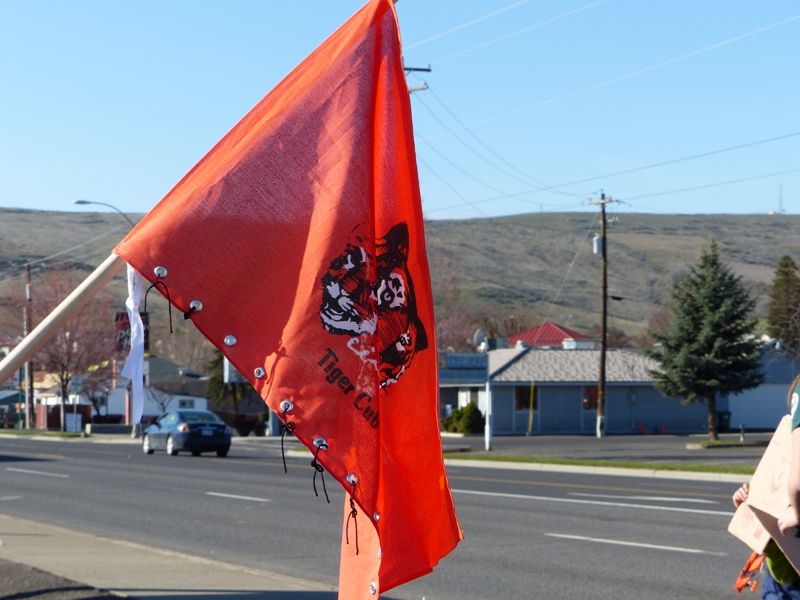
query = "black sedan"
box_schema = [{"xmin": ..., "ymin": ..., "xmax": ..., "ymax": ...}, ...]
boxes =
[{"xmin": 142, "ymin": 410, "xmax": 232, "ymax": 457}]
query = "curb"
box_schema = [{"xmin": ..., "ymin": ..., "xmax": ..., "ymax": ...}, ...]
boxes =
[{"xmin": 443, "ymin": 457, "xmax": 746, "ymax": 483}]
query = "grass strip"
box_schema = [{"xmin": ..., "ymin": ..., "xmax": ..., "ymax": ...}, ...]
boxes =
[
  {"xmin": 443, "ymin": 452, "xmax": 756, "ymax": 476},
  {"xmin": 0, "ymin": 430, "xmax": 83, "ymax": 438}
]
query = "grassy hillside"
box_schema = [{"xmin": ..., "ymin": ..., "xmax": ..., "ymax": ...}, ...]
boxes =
[
  {"xmin": 424, "ymin": 212, "xmax": 800, "ymax": 336},
  {"xmin": 1, "ymin": 209, "xmax": 798, "ymax": 348}
]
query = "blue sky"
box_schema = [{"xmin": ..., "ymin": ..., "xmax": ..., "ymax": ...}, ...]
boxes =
[{"xmin": 1, "ymin": 0, "xmax": 798, "ymax": 221}]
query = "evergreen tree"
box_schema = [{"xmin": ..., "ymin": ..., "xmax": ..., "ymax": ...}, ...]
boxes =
[
  {"xmin": 766, "ymin": 254, "xmax": 800, "ymax": 351},
  {"xmin": 646, "ymin": 240, "xmax": 763, "ymax": 440},
  {"xmin": 205, "ymin": 349, "xmax": 250, "ymax": 415}
]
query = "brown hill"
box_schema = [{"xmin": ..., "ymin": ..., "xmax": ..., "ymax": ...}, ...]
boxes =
[
  {"xmin": 1, "ymin": 209, "xmax": 797, "ymax": 345},
  {"xmin": 425, "ymin": 212, "xmax": 799, "ymax": 338}
]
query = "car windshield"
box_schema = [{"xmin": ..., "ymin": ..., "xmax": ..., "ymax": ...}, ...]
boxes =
[{"xmin": 177, "ymin": 411, "xmax": 221, "ymax": 424}]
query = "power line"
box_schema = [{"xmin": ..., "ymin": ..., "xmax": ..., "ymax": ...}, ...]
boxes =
[
  {"xmin": 429, "ymin": 0, "xmax": 608, "ymax": 65},
  {"xmin": 538, "ymin": 131, "xmax": 800, "ymax": 192},
  {"xmin": 422, "ymin": 13, "xmax": 800, "ymax": 141},
  {"xmin": 420, "ymin": 132, "xmax": 800, "ymax": 215},
  {"xmin": 419, "ymin": 87, "xmax": 583, "ymax": 199},
  {"xmin": 404, "ymin": 0, "xmax": 533, "ymax": 50},
  {"xmin": 620, "ymin": 167, "xmax": 800, "ymax": 202},
  {"xmin": 416, "ymin": 155, "xmax": 489, "ymax": 217}
]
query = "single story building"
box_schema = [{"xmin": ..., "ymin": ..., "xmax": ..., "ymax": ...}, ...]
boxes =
[
  {"xmin": 720, "ymin": 340, "xmax": 800, "ymax": 431},
  {"xmin": 439, "ymin": 337, "xmax": 800, "ymax": 435},
  {"xmin": 488, "ymin": 346, "xmax": 707, "ymax": 435}
]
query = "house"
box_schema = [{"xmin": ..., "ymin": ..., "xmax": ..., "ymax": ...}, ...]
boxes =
[
  {"xmin": 440, "ymin": 345, "xmax": 709, "ymax": 435},
  {"xmin": 488, "ymin": 346, "xmax": 708, "ymax": 435},
  {"xmin": 105, "ymin": 355, "xmax": 209, "ymax": 422},
  {"xmin": 509, "ymin": 321, "xmax": 591, "ymax": 348},
  {"xmin": 439, "ymin": 334, "xmax": 800, "ymax": 435}
]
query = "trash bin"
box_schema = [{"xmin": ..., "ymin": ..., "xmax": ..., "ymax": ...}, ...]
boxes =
[{"xmin": 717, "ymin": 411, "xmax": 731, "ymax": 433}]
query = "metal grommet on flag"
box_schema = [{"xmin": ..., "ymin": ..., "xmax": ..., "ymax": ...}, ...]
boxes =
[
  {"xmin": 144, "ymin": 267, "xmax": 173, "ymax": 339},
  {"xmin": 373, "ymin": 511, "xmax": 381, "ymax": 522},
  {"xmin": 369, "ymin": 582, "xmax": 377, "ymax": 596},
  {"xmin": 311, "ymin": 437, "xmax": 330, "ymax": 503},
  {"xmin": 253, "ymin": 367, "xmax": 265, "ymax": 379},
  {"xmin": 346, "ymin": 473, "xmax": 359, "ymax": 555},
  {"xmin": 223, "ymin": 335, "xmax": 237, "ymax": 346},
  {"xmin": 280, "ymin": 399, "xmax": 296, "ymax": 473},
  {"xmin": 184, "ymin": 299, "xmax": 203, "ymax": 320}
]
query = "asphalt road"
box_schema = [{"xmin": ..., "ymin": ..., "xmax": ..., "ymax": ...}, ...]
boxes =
[{"xmin": 0, "ymin": 433, "xmax": 759, "ymax": 599}]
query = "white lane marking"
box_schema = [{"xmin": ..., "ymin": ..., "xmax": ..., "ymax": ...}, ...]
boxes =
[
  {"xmin": 6, "ymin": 467, "xmax": 69, "ymax": 478},
  {"xmin": 569, "ymin": 492, "xmax": 718, "ymax": 504},
  {"xmin": 547, "ymin": 533, "xmax": 727, "ymax": 556},
  {"xmin": 206, "ymin": 492, "xmax": 271, "ymax": 503},
  {"xmin": 0, "ymin": 496, "xmax": 23, "ymax": 501},
  {"xmin": 453, "ymin": 489, "xmax": 732, "ymax": 516}
]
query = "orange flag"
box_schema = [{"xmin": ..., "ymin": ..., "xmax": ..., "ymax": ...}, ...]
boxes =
[{"xmin": 113, "ymin": 0, "xmax": 462, "ymax": 596}]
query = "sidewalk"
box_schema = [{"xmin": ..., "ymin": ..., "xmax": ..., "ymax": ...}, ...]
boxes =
[
  {"xmin": 0, "ymin": 514, "xmax": 336, "ymax": 599},
  {"xmin": 0, "ymin": 431, "xmax": 767, "ymax": 598}
]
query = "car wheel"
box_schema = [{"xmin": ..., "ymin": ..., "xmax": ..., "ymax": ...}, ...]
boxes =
[
  {"xmin": 216, "ymin": 448, "xmax": 229, "ymax": 458},
  {"xmin": 166, "ymin": 435, "xmax": 178, "ymax": 456},
  {"xmin": 142, "ymin": 434, "xmax": 154, "ymax": 455},
  {"xmin": 191, "ymin": 450, "xmax": 201, "ymax": 457}
]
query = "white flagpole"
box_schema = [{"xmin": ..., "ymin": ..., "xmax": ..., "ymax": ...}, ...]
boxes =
[{"xmin": 0, "ymin": 254, "xmax": 126, "ymax": 385}]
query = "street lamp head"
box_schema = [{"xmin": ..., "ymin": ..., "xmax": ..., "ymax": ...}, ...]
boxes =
[{"xmin": 70, "ymin": 199, "xmax": 136, "ymax": 227}]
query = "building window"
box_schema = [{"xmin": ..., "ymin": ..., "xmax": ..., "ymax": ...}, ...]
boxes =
[
  {"xmin": 582, "ymin": 386, "xmax": 598, "ymax": 410},
  {"xmin": 515, "ymin": 385, "xmax": 538, "ymax": 411},
  {"xmin": 178, "ymin": 399, "xmax": 195, "ymax": 409}
]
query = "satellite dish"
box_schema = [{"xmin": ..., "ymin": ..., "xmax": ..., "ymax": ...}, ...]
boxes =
[{"xmin": 473, "ymin": 329, "xmax": 486, "ymax": 346}]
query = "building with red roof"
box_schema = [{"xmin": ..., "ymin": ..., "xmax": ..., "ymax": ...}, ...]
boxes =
[{"xmin": 508, "ymin": 321, "xmax": 591, "ymax": 348}]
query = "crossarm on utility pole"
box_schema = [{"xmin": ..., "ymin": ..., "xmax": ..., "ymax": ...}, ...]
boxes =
[{"xmin": 0, "ymin": 253, "xmax": 126, "ymax": 385}]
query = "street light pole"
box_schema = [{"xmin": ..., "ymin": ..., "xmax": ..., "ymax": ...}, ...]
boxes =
[
  {"xmin": 72, "ymin": 200, "xmax": 136, "ymax": 228},
  {"xmin": 71, "ymin": 199, "xmax": 135, "ymax": 434},
  {"xmin": 23, "ymin": 264, "xmax": 32, "ymax": 429}
]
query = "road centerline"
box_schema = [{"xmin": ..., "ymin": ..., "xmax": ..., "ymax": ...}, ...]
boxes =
[
  {"xmin": 6, "ymin": 468, "xmax": 69, "ymax": 478},
  {"xmin": 568, "ymin": 492, "xmax": 718, "ymax": 504},
  {"xmin": 546, "ymin": 532, "xmax": 727, "ymax": 555},
  {"xmin": 453, "ymin": 488, "xmax": 733, "ymax": 516},
  {"xmin": 205, "ymin": 492, "xmax": 271, "ymax": 503}
]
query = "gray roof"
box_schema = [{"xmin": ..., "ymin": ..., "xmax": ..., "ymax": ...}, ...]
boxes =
[
  {"xmin": 147, "ymin": 356, "xmax": 208, "ymax": 397},
  {"xmin": 491, "ymin": 348, "xmax": 657, "ymax": 384},
  {"xmin": 489, "ymin": 348, "xmax": 528, "ymax": 377}
]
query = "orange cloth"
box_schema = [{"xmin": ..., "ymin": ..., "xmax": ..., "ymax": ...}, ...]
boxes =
[{"xmin": 114, "ymin": 0, "xmax": 462, "ymax": 596}]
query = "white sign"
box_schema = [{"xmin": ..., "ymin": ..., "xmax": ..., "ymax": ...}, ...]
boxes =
[{"xmin": 223, "ymin": 357, "xmax": 249, "ymax": 384}]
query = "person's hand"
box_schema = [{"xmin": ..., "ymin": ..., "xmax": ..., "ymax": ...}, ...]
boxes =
[
  {"xmin": 778, "ymin": 505, "xmax": 800, "ymax": 536},
  {"xmin": 733, "ymin": 482, "xmax": 750, "ymax": 508}
]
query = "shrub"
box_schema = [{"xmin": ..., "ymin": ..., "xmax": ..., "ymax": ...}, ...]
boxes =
[
  {"xmin": 458, "ymin": 402, "xmax": 485, "ymax": 434},
  {"xmin": 440, "ymin": 403, "xmax": 485, "ymax": 434},
  {"xmin": 441, "ymin": 411, "xmax": 458, "ymax": 433}
]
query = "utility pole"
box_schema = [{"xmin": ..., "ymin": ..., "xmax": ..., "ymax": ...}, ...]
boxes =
[
  {"xmin": 589, "ymin": 193, "xmax": 615, "ymax": 438},
  {"xmin": 403, "ymin": 60, "xmax": 431, "ymax": 94}
]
